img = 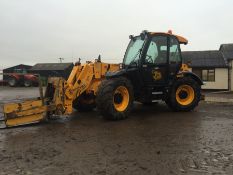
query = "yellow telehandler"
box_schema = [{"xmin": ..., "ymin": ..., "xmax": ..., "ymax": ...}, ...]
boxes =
[{"xmin": 0, "ymin": 31, "xmax": 203, "ymax": 128}]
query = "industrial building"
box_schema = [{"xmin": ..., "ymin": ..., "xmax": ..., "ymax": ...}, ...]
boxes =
[{"xmin": 29, "ymin": 62, "xmax": 74, "ymax": 79}]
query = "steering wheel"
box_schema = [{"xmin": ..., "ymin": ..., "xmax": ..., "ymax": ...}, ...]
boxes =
[{"xmin": 146, "ymin": 55, "xmax": 154, "ymax": 64}]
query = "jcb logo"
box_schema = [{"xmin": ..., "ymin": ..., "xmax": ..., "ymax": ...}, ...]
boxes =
[{"xmin": 152, "ymin": 70, "xmax": 162, "ymax": 80}]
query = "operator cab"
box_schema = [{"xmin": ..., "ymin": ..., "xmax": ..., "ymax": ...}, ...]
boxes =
[
  {"xmin": 123, "ymin": 30, "xmax": 187, "ymax": 87},
  {"xmin": 98, "ymin": 31, "xmax": 202, "ymax": 119},
  {"xmin": 121, "ymin": 30, "xmax": 189, "ymax": 102}
]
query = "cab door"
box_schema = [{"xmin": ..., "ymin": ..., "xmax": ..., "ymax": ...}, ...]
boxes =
[
  {"xmin": 168, "ymin": 36, "xmax": 182, "ymax": 80},
  {"xmin": 142, "ymin": 35, "xmax": 169, "ymax": 87}
]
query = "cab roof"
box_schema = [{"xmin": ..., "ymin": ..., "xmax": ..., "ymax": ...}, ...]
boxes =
[{"xmin": 149, "ymin": 32, "xmax": 188, "ymax": 45}]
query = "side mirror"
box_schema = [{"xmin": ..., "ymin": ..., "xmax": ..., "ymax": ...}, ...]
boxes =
[{"xmin": 129, "ymin": 35, "xmax": 135, "ymax": 41}]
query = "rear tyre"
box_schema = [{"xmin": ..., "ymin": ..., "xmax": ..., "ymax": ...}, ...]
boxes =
[
  {"xmin": 24, "ymin": 80, "xmax": 32, "ymax": 87},
  {"xmin": 166, "ymin": 77, "xmax": 201, "ymax": 111},
  {"xmin": 96, "ymin": 77, "xmax": 133, "ymax": 120},
  {"xmin": 73, "ymin": 94, "xmax": 96, "ymax": 112},
  {"xmin": 8, "ymin": 77, "xmax": 17, "ymax": 87}
]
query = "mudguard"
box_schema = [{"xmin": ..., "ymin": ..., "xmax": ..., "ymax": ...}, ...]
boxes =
[
  {"xmin": 105, "ymin": 69, "xmax": 127, "ymax": 79},
  {"xmin": 178, "ymin": 71, "xmax": 203, "ymax": 85}
]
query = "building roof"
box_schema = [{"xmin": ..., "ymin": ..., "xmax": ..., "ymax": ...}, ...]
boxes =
[
  {"xmin": 3, "ymin": 64, "xmax": 32, "ymax": 71},
  {"xmin": 30, "ymin": 63, "xmax": 74, "ymax": 71},
  {"xmin": 219, "ymin": 44, "xmax": 233, "ymax": 60},
  {"xmin": 182, "ymin": 50, "xmax": 228, "ymax": 68}
]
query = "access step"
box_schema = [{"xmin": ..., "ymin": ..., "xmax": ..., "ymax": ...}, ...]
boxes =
[{"xmin": 152, "ymin": 91, "xmax": 163, "ymax": 95}]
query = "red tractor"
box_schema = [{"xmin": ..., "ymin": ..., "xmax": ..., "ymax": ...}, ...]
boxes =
[{"xmin": 7, "ymin": 71, "xmax": 39, "ymax": 87}]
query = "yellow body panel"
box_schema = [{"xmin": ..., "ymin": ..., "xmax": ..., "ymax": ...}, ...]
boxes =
[
  {"xmin": 10, "ymin": 106, "xmax": 46, "ymax": 118},
  {"xmin": 6, "ymin": 113, "xmax": 45, "ymax": 127},
  {"xmin": 94, "ymin": 62, "xmax": 102, "ymax": 78},
  {"xmin": 180, "ymin": 64, "xmax": 190, "ymax": 72},
  {"xmin": 86, "ymin": 79, "xmax": 102, "ymax": 94},
  {"xmin": 3, "ymin": 99, "xmax": 46, "ymax": 127},
  {"xmin": 4, "ymin": 99, "xmax": 43, "ymax": 114}
]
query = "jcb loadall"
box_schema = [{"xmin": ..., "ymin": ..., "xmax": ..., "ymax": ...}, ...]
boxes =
[{"xmin": 0, "ymin": 31, "xmax": 203, "ymax": 128}]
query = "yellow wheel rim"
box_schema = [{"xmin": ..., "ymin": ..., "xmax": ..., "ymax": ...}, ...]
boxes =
[
  {"xmin": 113, "ymin": 86, "xmax": 129, "ymax": 112},
  {"xmin": 176, "ymin": 85, "xmax": 195, "ymax": 106}
]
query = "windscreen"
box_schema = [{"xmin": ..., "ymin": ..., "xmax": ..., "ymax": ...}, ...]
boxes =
[{"xmin": 123, "ymin": 36, "xmax": 145, "ymax": 65}]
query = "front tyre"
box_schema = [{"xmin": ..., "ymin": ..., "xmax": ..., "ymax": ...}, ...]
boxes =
[
  {"xmin": 96, "ymin": 77, "xmax": 134, "ymax": 120},
  {"xmin": 24, "ymin": 80, "xmax": 32, "ymax": 87},
  {"xmin": 8, "ymin": 77, "xmax": 17, "ymax": 87},
  {"xmin": 166, "ymin": 77, "xmax": 201, "ymax": 111}
]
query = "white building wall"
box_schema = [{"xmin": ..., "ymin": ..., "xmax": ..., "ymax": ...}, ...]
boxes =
[
  {"xmin": 0, "ymin": 70, "xmax": 2, "ymax": 80},
  {"xmin": 202, "ymin": 68, "xmax": 228, "ymax": 90},
  {"xmin": 230, "ymin": 60, "xmax": 233, "ymax": 91}
]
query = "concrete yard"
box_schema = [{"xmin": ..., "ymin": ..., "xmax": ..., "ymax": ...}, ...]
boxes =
[{"xmin": 0, "ymin": 87, "xmax": 233, "ymax": 175}]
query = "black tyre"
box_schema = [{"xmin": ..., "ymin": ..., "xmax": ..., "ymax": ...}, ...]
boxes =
[
  {"xmin": 96, "ymin": 77, "xmax": 134, "ymax": 120},
  {"xmin": 73, "ymin": 94, "xmax": 96, "ymax": 112},
  {"xmin": 24, "ymin": 80, "xmax": 32, "ymax": 87},
  {"xmin": 166, "ymin": 77, "xmax": 201, "ymax": 111},
  {"xmin": 8, "ymin": 77, "xmax": 17, "ymax": 87}
]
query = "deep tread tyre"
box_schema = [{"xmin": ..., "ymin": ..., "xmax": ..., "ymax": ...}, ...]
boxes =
[
  {"xmin": 73, "ymin": 94, "xmax": 96, "ymax": 112},
  {"xmin": 166, "ymin": 77, "xmax": 201, "ymax": 112},
  {"xmin": 24, "ymin": 80, "xmax": 32, "ymax": 87},
  {"xmin": 96, "ymin": 77, "xmax": 134, "ymax": 120},
  {"xmin": 8, "ymin": 77, "xmax": 17, "ymax": 87}
]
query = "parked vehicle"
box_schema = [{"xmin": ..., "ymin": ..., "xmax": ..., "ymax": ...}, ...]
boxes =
[{"xmin": 7, "ymin": 69, "xmax": 39, "ymax": 87}]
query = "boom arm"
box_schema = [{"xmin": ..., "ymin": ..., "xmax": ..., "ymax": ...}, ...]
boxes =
[{"xmin": 60, "ymin": 61, "xmax": 119, "ymax": 115}]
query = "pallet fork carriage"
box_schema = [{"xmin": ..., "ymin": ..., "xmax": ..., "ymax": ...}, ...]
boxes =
[{"xmin": 0, "ymin": 31, "xmax": 204, "ymax": 128}]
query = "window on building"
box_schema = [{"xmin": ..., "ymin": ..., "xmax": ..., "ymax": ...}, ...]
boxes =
[
  {"xmin": 193, "ymin": 69, "xmax": 215, "ymax": 82},
  {"xmin": 192, "ymin": 69, "xmax": 202, "ymax": 79},
  {"xmin": 202, "ymin": 69, "xmax": 215, "ymax": 81}
]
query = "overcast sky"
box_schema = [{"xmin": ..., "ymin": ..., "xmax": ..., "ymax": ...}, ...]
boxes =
[{"xmin": 0, "ymin": 0, "xmax": 233, "ymax": 69}]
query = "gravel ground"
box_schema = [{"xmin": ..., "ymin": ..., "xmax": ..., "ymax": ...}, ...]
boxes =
[{"xmin": 0, "ymin": 87, "xmax": 233, "ymax": 175}]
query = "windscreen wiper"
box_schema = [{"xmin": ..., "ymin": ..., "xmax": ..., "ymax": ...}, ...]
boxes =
[{"xmin": 128, "ymin": 49, "xmax": 142, "ymax": 67}]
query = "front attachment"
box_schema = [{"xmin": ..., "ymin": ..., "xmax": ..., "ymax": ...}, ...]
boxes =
[
  {"xmin": 0, "ymin": 112, "xmax": 6, "ymax": 129},
  {"xmin": 1, "ymin": 99, "xmax": 47, "ymax": 128},
  {"xmin": 0, "ymin": 77, "xmax": 73, "ymax": 128}
]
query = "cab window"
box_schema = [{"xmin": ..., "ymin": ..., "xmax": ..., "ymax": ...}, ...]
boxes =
[
  {"xmin": 169, "ymin": 37, "xmax": 181, "ymax": 64},
  {"xmin": 145, "ymin": 36, "xmax": 167, "ymax": 65}
]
